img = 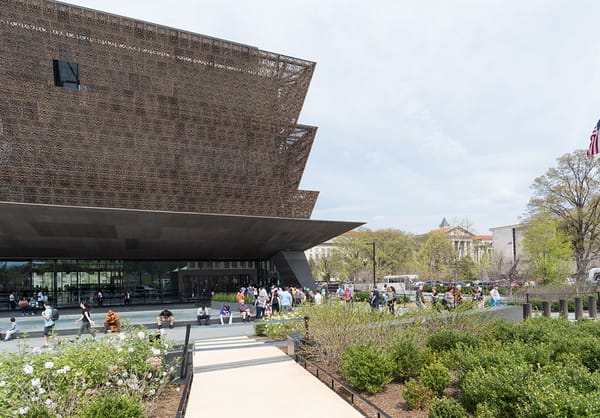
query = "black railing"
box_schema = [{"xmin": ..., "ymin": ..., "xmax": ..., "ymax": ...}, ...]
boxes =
[{"xmin": 293, "ymin": 353, "xmax": 392, "ymax": 418}]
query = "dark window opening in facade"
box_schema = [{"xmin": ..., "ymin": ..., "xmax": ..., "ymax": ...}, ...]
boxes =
[{"xmin": 53, "ymin": 60, "xmax": 80, "ymax": 90}]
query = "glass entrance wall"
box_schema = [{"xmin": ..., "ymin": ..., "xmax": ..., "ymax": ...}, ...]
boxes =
[{"xmin": 0, "ymin": 258, "xmax": 281, "ymax": 311}]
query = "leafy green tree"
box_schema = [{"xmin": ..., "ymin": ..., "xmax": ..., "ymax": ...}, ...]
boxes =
[
  {"xmin": 458, "ymin": 256, "xmax": 477, "ymax": 281},
  {"xmin": 309, "ymin": 255, "xmax": 342, "ymax": 282},
  {"xmin": 529, "ymin": 150, "xmax": 600, "ymax": 279},
  {"xmin": 330, "ymin": 228, "xmax": 418, "ymax": 282},
  {"xmin": 416, "ymin": 231, "xmax": 455, "ymax": 279},
  {"xmin": 522, "ymin": 213, "xmax": 574, "ymax": 282}
]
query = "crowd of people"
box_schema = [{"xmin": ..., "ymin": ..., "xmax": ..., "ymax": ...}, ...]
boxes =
[
  {"xmin": 0, "ymin": 282, "xmax": 504, "ymax": 343},
  {"xmin": 201, "ymin": 285, "xmax": 328, "ymax": 326}
]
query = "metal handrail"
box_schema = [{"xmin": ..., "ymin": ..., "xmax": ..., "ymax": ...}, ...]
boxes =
[{"xmin": 175, "ymin": 351, "xmax": 194, "ymax": 418}]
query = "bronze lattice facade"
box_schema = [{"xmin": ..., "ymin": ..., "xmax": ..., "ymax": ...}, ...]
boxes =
[{"xmin": 0, "ymin": 0, "xmax": 319, "ymax": 218}]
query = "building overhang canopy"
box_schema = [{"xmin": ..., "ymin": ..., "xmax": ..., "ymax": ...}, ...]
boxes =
[{"xmin": 0, "ymin": 202, "xmax": 363, "ymax": 260}]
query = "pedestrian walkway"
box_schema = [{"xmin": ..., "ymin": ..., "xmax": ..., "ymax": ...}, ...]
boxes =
[
  {"xmin": 186, "ymin": 335, "xmax": 363, "ymax": 418},
  {"xmin": 0, "ymin": 304, "xmax": 251, "ymax": 353}
]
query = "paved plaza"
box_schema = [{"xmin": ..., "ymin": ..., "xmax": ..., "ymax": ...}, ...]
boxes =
[{"xmin": 0, "ymin": 304, "xmax": 364, "ymax": 417}]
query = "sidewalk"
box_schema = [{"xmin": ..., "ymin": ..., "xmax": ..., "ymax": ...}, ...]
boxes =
[
  {"xmin": 187, "ymin": 336, "xmax": 363, "ymax": 418},
  {"xmin": 0, "ymin": 304, "xmax": 251, "ymax": 353}
]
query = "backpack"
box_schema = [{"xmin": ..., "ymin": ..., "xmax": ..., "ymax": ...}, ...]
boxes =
[{"xmin": 51, "ymin": 307, "xmax": 59, "ymax": 321}]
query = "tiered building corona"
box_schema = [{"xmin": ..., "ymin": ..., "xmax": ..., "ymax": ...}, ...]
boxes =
[{"xmin": 0, "ymin": 0, "xmax": 362, "ymax": 306}]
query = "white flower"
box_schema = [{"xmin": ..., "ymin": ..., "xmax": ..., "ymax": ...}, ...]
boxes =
[
  {"xmin": 122, "ymin": 371, "xmax": 128, "ymax": 377},
  {"xmin": 147, "ymin": 372, "xmax": 153, "ymax": 379},
  {"xmin": 119, "ymin": 333, "xmax": 126, "ymax": 340},
  {"xmin": 150, "ymin": 347, "xmax": 161, "ymax": 355},
  {"xmin": 117, "ymin": 379, "xmax": 123, "ymax": 386},
  {"xmin": 18, "ymin": 407, "xmax": 29, "ymax": 415},
  {"xmin": 38, "ymin": 387, "xmax": 46, "ymax": 394},
  {"xmin": 117, "ymin": 347, "xmax": 123, "ymax": 353},
  {"xmin": 31, "ymin": 396, "xmax": 39, "ymax": 402},
  {"xmin": 64, "ymin": 365, "xmax": 71, "ymax": 372},
  {"xmin": 128, "ymin": 347, "xmax": 134, "ymax": 352},
  {"xmin": 148, "ymin": 389, "xmax": 156, "ymax": 396},
  {"xmin": 0, "ymin": 381, "xmax": 5, "ymax": 387},
  {"xmin": 106, "ymin": 382, "xmax": 112, "ymax": 386},
  {"xmin": 56, "ymin": 369, "xmax": 66, "ymax": 375},
  {"xmin": 44, "ymin": 361, "xmax": 54, "ymax": 369},
  {"xmin": 23, "ymin": 365, "xmax": 34, "ymax": 375},
  {"xmin": 137, "ymin": 331, "xmax": 145, "ymax": 339},
  {"xmin": 32, "ymin": 347, "xmax": 41, "ymax": 354}
]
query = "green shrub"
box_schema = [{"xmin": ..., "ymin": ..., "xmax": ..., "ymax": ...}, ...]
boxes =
[
  {"xmin": 253, "ymin": 310, "xmax": 304, "ymax": 340},
  {"xmin": 355, "ymin": 291, "xmax": 370, "ymax": 302},
  {"xmin": 390, "ymin": 337, "xmax": 426, "ymax": 382},
  {"xmin": 421, "ymin": 362, "xmax": 451, "ymax": 395},
  {"xmin": 398, "ymin": 295, "xmax": 411, "ymax": 304},
  {"xmin": 22, "ymin": 406, "xmax": 56, "ymax": 418},
  {"xmin": 403, "ymin": 378, "xmax": 434, "ymax": 410},
  {"xmin": 211, "ymin": 292, "xmax": 237, "ymax": 303},
  {"xmin": 78, "ymin": 392, "xmax": 145, "ymax": 418},
  {"xmin": 578, "ymin": 337, "xmax": 600, "ymax": 372},
  {"xmin": 428, "ymin": 397, "xmax": 467, "ymax": 418},
  {"xmin": 340, "ymin": 343, "xmax": 393, "ymax": 394},
  {"xmin": 426, "ymin": 329, "xmax": 478, "ymax": 353},
  {"xmin": 459, "ymin": 363, "xmax": 533, "ymax": 415},
  {"xmin": 475, "ymin": 403, "xmax": 499, "ymax": 418}
]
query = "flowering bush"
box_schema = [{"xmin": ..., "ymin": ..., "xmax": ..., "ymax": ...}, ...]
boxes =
[
  {"xmin": 254, "ymin": 309, "xmax": 305, "ymax": 340},
  {"xmin": 0, "ymin": 325, "xmax": 175, "ymax": 417}
]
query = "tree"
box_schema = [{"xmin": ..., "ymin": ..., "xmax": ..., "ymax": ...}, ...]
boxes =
[
  {"xmin": 310, "ymin": 255, "xmax": 341, "ymax": 282},
  {"xmin": 416, "ymin": 231, "xmax": 455, "ymax": 279},
  {"xmin": 529, "ymin": 150, "xmax": 600, "ymax": 280},
  {"xmin": 457, "ymin": 256, "xmax": 477, "ymax": 281},
  {"xmin": 326, "ymin": 228, "xmax": 418, "ymax": 283},
  {"xmin": 521, "ymin": 213, "xmax": 574, "ymax": 282}
]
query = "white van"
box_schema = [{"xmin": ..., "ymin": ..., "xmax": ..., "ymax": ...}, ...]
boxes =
[{"xmin": 381, "ymin": 275, "xmax": 419, "ymax": 292}]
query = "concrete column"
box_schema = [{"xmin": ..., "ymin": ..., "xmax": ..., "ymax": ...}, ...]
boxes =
[
  {"xmin": 559, "ymin": 299, "xmax": 568, "ymax": 318},
  {"xmin": 542, "ymin": 301, "xmax": 551, "ymax": 317},
  {"xmin": 590, "ymin": 296, "xmax": 597, "ymax": 318}
]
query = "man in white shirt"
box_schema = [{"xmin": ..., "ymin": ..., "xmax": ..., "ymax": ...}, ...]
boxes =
[
  {"xmin": 313, "ymin": 291, "xmax": 323, "ymax": 305},
  {"xmin": 196, "ymin": 305, "xmax": 210, "ymax": 325}
]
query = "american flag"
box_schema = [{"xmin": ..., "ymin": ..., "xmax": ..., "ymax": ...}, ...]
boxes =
[{"xmin": 587, "ymin": 119, "xmax": 600, "ymax": 157}]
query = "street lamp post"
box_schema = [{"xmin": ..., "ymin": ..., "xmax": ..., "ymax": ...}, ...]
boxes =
[{"xmin": 367, "ymin": 242, "xmax": 376, "ymax": 288}]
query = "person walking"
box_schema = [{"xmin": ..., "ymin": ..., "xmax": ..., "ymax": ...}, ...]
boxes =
[
  {"xmin": 76, "ymin": 302, "xmax": 96, "ymax": 339},
  {"xmin": 489, "ymin": 284, "xmax": 501, "ymax": 307},
  {"xmin": 41, "ymin": 301, "xmax": 55, "ymax": 348}
]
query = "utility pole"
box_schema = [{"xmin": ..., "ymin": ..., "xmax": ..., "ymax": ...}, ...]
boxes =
[{"xmin": 367, "ymin": 242, "xmax": 376, "ymax": 288}]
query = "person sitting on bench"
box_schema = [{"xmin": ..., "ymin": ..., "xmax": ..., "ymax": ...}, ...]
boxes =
[
  {"xmin": 103, "ymin": 309, "xmax": 121, "ymax": 333},
  {"xmin": 157, "ymin": 308, "xmax": 175, "ymax": 329},
  {"xmin": 239, "ymin": 302, "xmax": 252, "ymax": 321},
  {"xmin": 196, "ymin": 305, "xmax": 210, "ymax": 325},
  {"xmin": 219, "ymin": 305, "xmax": 232, "ymax": 325},
  {"xmin": 3, "ymin": 317, "xmax": 19, "ymax": 341}
]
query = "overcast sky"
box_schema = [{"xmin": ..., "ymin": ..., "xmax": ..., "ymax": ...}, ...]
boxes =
[{"xmin": 67, "ymin": 0, "xmax": 600, "ymax": 234}]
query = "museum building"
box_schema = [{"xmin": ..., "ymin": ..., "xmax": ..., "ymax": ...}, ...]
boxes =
[{"xmin": 0, "ymin": 0, "xmax": 362, "ymax": 307}]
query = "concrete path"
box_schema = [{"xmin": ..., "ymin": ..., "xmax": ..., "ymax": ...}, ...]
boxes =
[{"xmin": 186, "ymin": 336, "xmax": 363, "ymax": 418}]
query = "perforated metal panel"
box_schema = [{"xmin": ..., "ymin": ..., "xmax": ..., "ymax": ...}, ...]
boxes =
[{"xmin": 0, "ymin": 0, "xmax": 319, "ymax": 219}]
